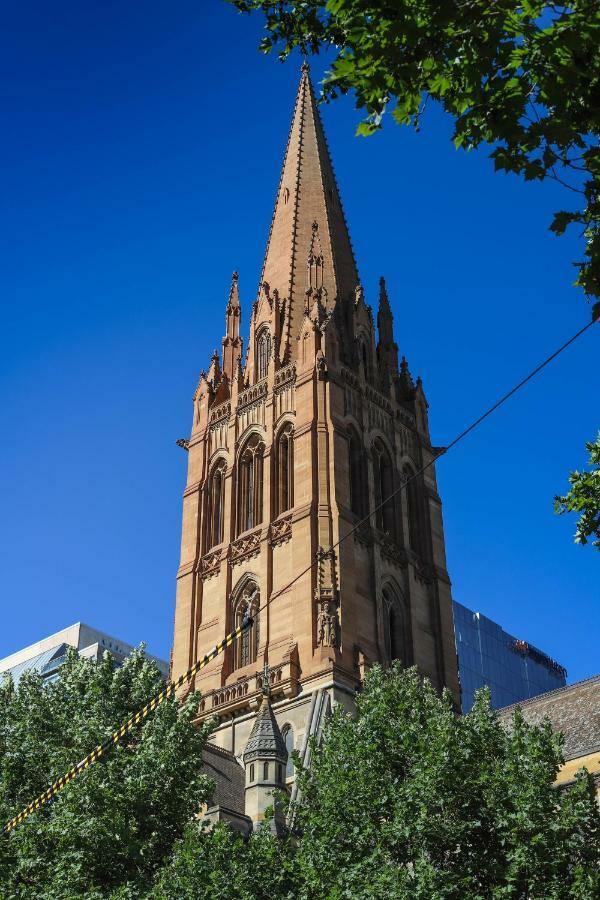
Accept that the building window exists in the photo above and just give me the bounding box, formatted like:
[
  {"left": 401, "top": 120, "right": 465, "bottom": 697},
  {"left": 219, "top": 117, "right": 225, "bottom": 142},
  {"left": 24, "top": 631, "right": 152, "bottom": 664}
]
[
  {"left": 233, "top": 582, "right": 260, "bottom": 670},
  {"left": 206, "top": 459, "right": 226, "bottom": 550},
  {"left": 373, "top": 440, "right": 395, "bottom": 537},
  {"left": 256, "top": 328, "right": 271, "bottom": 381},
  {"left": 357, "top": 336, "right": 371, "bottom": 382},
  {"left": 275, "top": 423, "right": 294, "bottom": 516},
  {"left": 348, "top": 429, "right": 365, "bottom": 516},
  {"left": 237, "top": 435, "right": 264, "bottom": 535},
  {"left": 404, "top": 464, "right": 423, "bottom": 556},
  {"left": 282, "top": 725, "right": 294, "bottom": 778},
  {"left": 249, "top": 764, "right": 255, "bottom": 782},
  {"left": 383, "top": 585, "right": 411, "bottom": 666},
  {"left": 263, "top": 762, "right": 269, "bottom": 781}
]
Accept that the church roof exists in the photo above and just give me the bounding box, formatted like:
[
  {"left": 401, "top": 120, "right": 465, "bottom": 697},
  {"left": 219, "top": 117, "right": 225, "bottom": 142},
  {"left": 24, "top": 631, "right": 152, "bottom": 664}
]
[
  {"left": 242, "top": 695, "right": 288, "bottom": 764},
  {"left": 497, "top": 674, "right": 600, "bottom": 761},
  {"left": 259, "top": 64, "right": 359, "bottom": 345}
]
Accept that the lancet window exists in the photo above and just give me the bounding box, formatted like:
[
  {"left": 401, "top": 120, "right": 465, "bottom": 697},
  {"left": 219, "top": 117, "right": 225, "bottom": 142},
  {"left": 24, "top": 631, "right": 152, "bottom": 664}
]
[
  {"left": 373, "top": 439, "right": 395, "bottom": 537},
  {"left": 357, "top": 335, "right": 371, "bottom": 382},
  {"left": 348, "top": 429, "right": 365, "bottom": 517},
  {"left": 237, "top": 435, "right": 264, "bottom": 535},
  {"left": 233, "top": 582, "right": 260, "bottom": 670},
  {"left": 282, "top": 725, "right": 294, "bottom": 778},
  {"left": 382, "top": 585, "right": 411, "bottom": 666},
  {"left": 404, "top": 464, "right": 423, "bottom": 557},
  {"left": 274, "top": 423, "right": 294, "bottom": 517},
  {"left": 206, "top": 459, "right": 226, "bottom": 550},
  {"left": 256, "top": 328, "right": 271, "bottom": 381}
]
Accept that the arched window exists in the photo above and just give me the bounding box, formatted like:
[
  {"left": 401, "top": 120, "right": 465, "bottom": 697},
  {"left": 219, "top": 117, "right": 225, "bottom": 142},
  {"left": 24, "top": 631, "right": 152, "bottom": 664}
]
[
  {"left": 256, "top": 328, "right": 271, "bottom": 381},
  {"left": 206, "top": 459, "right": 226, "bottom": 550},
  {"left": 275, "top": 423, "right": 294, "bottom": 516},
  {"left": 263, "top": 762, "right": 269, "bottom": 781},
  {"left": 348, "top": 429, "right": 365, "bottom": 516},
  {"left": 237, "top": 435, "right": 264, "bottom": 535},
  {"left": 282, "top": 725, "right": 294, "bottom": 778},
  {"left": 233, "top": 582, "right": 260, "bottom": 670},
  {"left": 404, "top": 464, "right": 423, "bottom": 556},
  {"left": 373, "top": 440, "right": 395, "bottom": 537},
  {"left": 382, "top": 585, "right": 411, "bottom": 666},
  {"left": 249, "top": 763, "right": 255, "bottom": 782}
]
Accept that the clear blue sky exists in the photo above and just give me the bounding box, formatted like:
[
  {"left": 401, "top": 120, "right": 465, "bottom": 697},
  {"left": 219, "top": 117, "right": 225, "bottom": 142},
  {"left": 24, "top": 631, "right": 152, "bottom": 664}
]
[{"left": 1, "top": 2, "right": 597, "bottom": 683}]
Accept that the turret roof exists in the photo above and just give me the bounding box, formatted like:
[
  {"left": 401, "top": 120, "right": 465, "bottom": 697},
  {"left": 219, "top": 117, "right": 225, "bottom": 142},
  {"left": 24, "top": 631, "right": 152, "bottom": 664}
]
[{"left": 243, "top": 696, "right": 288, "bottom": 764}]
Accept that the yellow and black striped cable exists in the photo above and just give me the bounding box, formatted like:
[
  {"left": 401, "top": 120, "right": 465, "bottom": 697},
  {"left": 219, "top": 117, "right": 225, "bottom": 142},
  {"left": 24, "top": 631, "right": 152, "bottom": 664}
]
[{"left": 1, "top": 617, "right": 253, "bottom": 837}]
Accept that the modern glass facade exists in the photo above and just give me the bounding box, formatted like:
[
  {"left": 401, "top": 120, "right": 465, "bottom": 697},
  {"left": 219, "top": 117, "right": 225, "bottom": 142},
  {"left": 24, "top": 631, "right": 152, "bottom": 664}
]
[{"left": 453, "top": 601, "right": 567, "bottom": 712}]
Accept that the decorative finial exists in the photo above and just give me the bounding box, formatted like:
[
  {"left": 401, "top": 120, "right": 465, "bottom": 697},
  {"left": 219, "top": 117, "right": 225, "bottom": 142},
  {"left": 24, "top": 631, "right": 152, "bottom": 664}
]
[
  {"left": 301, "top": 59, "right": 310, "bottom": 74},
  {"left": 399, "top": 355, "right": 414, "bottom": 391},
  {"left": 262, "top": 660, "right": 271, "bottom": 698},
  {"left": 212, "top": 348, "right": 219, "bottom": 360},
  {"left": 379, "top": 275, "right": 390, "bottom": 310},
  {"left": 232, "top": 271, "right": 238, "bottom": 282}
]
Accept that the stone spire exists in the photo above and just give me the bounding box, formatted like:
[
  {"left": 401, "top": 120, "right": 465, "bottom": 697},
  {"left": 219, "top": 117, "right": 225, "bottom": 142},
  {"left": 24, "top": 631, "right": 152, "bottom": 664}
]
[
  {"left": 222, "top": 271, "right": 243, "bottom": 380},
  {"left": 259, "top": 64, "right": 359, "bottom": 354},
  {"left": 377, "top": 276, "right": 398, "bottom": 385}
]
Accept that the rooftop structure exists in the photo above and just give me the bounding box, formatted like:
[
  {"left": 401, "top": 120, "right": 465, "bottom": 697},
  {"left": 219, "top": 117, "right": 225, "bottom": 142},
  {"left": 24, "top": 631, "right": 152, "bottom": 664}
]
[
  {"left": 0, "top": 622, "right": 169, "bottom": 687},
  {"left": 454, "top": 600, "right": 567, "bottom": 712}
]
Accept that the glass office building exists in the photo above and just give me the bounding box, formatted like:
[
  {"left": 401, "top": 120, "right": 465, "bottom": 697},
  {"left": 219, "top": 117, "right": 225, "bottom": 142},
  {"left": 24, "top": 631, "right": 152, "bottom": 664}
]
[
  {"left": 0, "top": 622, "right": 168, "bottom": 687},
  {"left": 453, "top": 601, "right": 567, "bottom": 712}
]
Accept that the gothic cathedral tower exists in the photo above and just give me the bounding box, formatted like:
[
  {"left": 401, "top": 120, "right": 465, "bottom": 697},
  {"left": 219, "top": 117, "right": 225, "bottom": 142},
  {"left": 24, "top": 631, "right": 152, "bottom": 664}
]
[{"left": 171, "top": 66, "right": 460, "bottom": 769}]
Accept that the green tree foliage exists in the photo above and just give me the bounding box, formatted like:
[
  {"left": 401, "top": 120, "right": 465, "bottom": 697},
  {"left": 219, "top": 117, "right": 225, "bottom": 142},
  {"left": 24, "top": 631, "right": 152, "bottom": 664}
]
[
  {"left": 155, "top": 664, "right": 600, "bottom": 897},
  {"left": 1, "top": 659, "right": 598, "bottom": 898},
  {"left": 231, "top": 0, "right": 600, "bottom": 310},
  {"left": 152, "top": 820, "right": 297, "bottom": 900},
  {"left": 555, "top": 432, "right": 600, "bottom": 549},
  {"left": 290, "top": 664, "right": 600, "bottom": 898},
  {"left": 0, "top": 648, "right": 212, "bottom": 899}
]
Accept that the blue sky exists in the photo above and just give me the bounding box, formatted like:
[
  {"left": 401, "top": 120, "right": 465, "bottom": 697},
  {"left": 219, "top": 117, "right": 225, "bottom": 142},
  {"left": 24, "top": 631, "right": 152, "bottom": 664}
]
[{"left": 1, "top": 2, "right": 597, "bottom": 684}]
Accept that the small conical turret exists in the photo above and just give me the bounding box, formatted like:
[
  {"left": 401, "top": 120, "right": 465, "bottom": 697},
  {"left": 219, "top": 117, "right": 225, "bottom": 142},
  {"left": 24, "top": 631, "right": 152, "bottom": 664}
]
[{"left": 243, "top": 664, "right": 288, "bottom": 834}]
